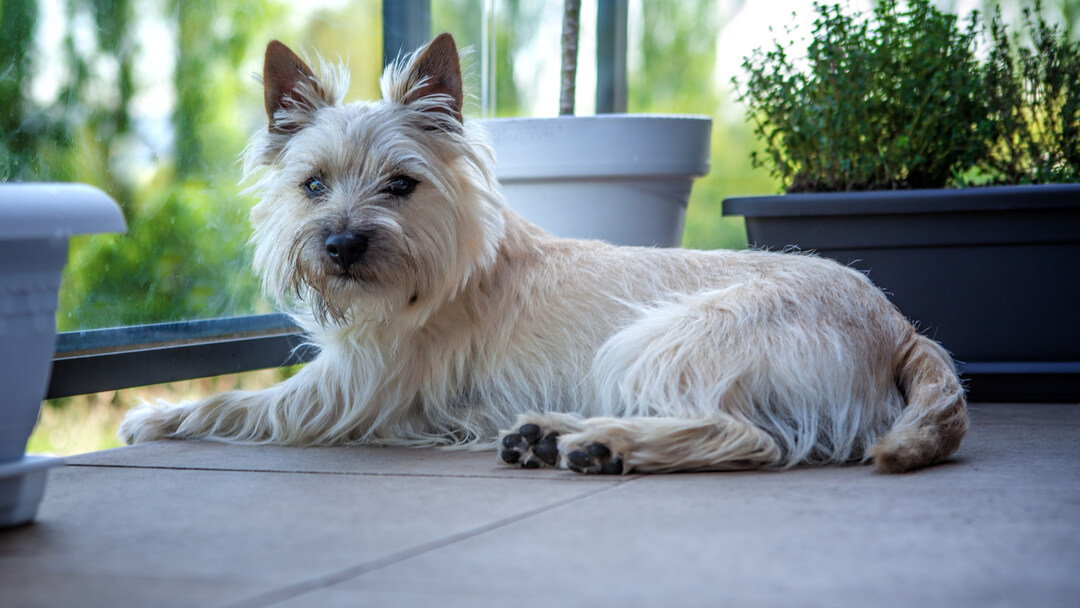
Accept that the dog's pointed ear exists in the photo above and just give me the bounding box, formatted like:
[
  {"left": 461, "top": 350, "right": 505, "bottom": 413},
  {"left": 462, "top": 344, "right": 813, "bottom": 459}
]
[
  {"left": 401, "top": 33, "right": 463, "bottom": 122},
  {"left": 263, "top": 40, "right": 333, "bottom": 133}
]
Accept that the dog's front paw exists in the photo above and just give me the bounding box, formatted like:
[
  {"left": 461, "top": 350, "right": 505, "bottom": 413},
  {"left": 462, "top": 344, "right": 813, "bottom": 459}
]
[
  {"left": 559, "top": 436, "right": 626, "bottom": 475},
  {"left": 117, "top": 402, "right": 184, "bottom": 445},
  {"left": 499, "top": 423, "right": 560, "bottom": 468}
]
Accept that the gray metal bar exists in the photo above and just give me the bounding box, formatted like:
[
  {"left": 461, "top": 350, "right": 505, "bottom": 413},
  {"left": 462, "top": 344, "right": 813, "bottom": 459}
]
[
  {"left": 596, "top": 0, "right": 628, "bottom": 114},
  {"left": 55, "top": 313, "right": 300, "bottom": 357},
  {"left": 47, "top": 331, "right": 316, "bottom": 399},
  {"left": 48, "top": 313, "right": 315, "bottom": 398},
  {"left": 383, "top": 0, "right": 432, "bottom": 66},
  {"left": 957, "top": 362, "right": 1080, "bottom": 403}
]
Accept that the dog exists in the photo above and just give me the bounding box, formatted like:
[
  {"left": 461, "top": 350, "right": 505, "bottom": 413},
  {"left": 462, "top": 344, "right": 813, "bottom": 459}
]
[{"left": 118, "top": 33, "right": 967, "bottom": 474}]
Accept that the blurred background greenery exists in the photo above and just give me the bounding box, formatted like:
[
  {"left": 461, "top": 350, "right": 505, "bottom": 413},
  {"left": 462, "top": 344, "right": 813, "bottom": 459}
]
[{"left": 2, "top": 0, "right": 1075, "bottom": 454}]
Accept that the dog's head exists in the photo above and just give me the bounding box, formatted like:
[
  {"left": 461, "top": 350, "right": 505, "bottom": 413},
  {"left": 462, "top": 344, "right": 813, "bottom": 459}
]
[{"left": 244, "top": 34, "right": 505, "bottom": 327}]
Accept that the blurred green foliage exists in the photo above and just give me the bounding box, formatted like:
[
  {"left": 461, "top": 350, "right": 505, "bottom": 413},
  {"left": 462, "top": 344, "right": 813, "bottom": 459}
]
[
  {"left": 1, "top": 0, "right": 290, "bottom": 329},
  {"left": 627, "top": 0, "right": 773, "bottom": 249},
  {"left": 982, "top": 0, "right": 1080, "bottom": 184}
]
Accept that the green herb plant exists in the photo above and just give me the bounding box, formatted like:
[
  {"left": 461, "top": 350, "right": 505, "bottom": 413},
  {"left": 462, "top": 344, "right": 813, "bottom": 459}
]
[{"left": 736, "top": 0, "right": 1080, "bottom": 193}]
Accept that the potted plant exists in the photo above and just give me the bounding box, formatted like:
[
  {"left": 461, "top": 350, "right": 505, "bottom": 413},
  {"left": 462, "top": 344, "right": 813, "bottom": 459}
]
[
  {"left": 0, "top": 183, "right": 126, "bottom": 527},
  {"left": 479, "top": 0, "right": 712, "bottom": 247},
  {"left": 723, "top": 0, "right": 1080, "bottom": 401}
]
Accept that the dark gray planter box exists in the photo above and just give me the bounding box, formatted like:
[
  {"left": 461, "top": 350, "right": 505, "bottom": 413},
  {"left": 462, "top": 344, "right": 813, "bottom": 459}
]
[{"left": 723, "top": 184, "right": 1080, "bottom": 402}]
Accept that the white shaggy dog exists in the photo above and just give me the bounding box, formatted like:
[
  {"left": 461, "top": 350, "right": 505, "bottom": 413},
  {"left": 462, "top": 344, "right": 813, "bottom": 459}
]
[{"left": 119, "top": 34, "right": 967, "bottom": 474}]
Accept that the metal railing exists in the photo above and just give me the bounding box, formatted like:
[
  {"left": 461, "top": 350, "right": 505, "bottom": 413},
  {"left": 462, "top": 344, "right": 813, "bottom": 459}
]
[{"left": 48, "top": 314, "right": 315, "bottom": 399}]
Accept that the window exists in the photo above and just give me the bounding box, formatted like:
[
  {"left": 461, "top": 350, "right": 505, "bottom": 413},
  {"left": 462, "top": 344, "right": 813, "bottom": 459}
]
[{"left": 11, "top": 0, "right": 815, "bottom": 453}]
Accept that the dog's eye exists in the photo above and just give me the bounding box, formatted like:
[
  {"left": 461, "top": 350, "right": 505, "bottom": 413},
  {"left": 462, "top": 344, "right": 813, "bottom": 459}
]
[
  {"left": 303, "top": 176, "right": 328, "bottom": 197},
  {"left": 385, "top": 175, "right": 418, "bottom": 197}
]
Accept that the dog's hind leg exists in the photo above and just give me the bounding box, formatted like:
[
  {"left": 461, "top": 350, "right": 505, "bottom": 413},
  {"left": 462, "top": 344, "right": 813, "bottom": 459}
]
[{"left": 555, "top": 414, "right": 782, "bottom": 474}]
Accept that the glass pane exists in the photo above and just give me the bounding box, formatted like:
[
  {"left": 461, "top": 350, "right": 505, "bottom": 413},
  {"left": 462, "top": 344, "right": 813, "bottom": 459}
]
[
  {"left": 1, "top": 0, "right": 386, "bottom": 331},
  {"left": 433, "top": 0, "right": 548, "bottom": 118},
  {"left": 433, "top": 0, "right": 599, "bottom": 118}
]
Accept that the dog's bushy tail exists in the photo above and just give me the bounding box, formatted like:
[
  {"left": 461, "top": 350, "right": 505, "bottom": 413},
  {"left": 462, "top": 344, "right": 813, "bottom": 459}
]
[{"left": 871, "top": 334, "right": 968, "bottom": 473}]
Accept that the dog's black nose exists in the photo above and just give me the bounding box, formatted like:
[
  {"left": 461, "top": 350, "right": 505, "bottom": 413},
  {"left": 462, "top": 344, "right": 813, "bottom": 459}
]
[{"left": 325, "top": 231, "right": 367, "bottom": 268}]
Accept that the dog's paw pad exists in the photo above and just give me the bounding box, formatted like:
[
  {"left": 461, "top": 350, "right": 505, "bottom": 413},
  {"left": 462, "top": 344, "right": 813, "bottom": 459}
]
[
  {"left": 519, "top": 423, "right": 542, "bottom": 444},
  {"left": 499, "top": 424, "right": 560, "bottom": 469},
  {"left": 533, "top": 432, "right": 559, "bottom": 465},
  {"left": 565, "top": 442, "right": 624, "bottom": 475}
]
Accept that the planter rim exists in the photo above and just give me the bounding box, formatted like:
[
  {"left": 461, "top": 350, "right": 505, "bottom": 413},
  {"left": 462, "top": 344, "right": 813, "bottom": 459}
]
[
  {"left": 478, "top": 113, "right": 712, "bottom": 124},
  {"left": 0, "top": 454, "right": 65, "bottom": 479},
  {"left": 0, "top": 183, "right": 127, "bottom": 239},
  {"left": 723, "top": 183, "right": 1080, "bottom": 218},
  {"left": 478, "top": 114, "right": 712, "bottom": 180}
]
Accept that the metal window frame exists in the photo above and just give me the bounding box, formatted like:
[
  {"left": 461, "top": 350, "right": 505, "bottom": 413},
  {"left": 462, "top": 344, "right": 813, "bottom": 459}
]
[
  {"left": 596, "top": 0, "right": 628, "bottom": 114},
  {"left": 48, "top": 314, "right": 316, "bottom": 399},
  {"left": 383, "top": 0, "right": 431, "bottom": 66}
]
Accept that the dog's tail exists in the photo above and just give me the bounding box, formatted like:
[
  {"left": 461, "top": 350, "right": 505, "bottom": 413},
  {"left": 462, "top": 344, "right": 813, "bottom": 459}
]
[{"left": 871, "top": 333, "right": 968, "bottom": 473}]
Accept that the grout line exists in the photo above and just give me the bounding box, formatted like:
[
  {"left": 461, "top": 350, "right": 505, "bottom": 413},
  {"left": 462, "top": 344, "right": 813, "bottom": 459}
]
[
  {"left": 222, "top": 476, "right": 641, "bottom": 608},
  {"left": 62, "top": 461, "right": 637, "bottom": 482}
]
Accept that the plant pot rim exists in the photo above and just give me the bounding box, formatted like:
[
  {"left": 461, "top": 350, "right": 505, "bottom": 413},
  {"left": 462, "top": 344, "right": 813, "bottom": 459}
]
[
  {"left": 723, "top": 183, "right": 1080, "bottom": 218},
  {"left": 477, "top": 113, "right": 712, "bottom": 124},
  {"left": 0, "top": 183, "right": 127, "bottom": 239},
  {"left": 478, "top": 114, "right": 712, "bottom": 181}
]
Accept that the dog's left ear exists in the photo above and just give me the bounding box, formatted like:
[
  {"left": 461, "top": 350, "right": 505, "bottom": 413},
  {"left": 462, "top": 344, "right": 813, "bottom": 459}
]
[
  {"left": 401, "top": 33, "right": 464, "bottom": 123},
  {"left": 263, "top": 40, "right": 335, "bottom": 133}
]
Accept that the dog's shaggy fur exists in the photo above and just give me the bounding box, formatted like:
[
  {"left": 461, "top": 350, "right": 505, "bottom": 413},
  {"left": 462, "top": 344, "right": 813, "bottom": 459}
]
[{"left": 119, "top": 34, "right": 967, "bottom": 474}]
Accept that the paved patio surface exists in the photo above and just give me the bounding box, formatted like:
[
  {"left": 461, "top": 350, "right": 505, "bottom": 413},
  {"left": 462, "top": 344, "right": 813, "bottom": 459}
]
[{"left": 2, "top": 402, "right": 1078, "bottom": 607}]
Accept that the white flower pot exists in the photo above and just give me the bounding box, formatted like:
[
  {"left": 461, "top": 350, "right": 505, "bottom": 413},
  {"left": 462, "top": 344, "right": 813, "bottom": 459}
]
[
  {"left": 479, "top": 115, "right": 712, "bottom": 247},
  {"left": 0, "top": 183, "right": 126, "bottom": 527}
]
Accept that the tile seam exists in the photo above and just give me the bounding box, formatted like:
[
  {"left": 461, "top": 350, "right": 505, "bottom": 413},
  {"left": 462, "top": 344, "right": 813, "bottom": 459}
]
[{"left": 221, "top": 476, "right": 642, "bottom": 608}]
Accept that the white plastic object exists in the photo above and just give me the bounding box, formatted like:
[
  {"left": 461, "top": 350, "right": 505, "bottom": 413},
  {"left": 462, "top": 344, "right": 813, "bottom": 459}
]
[
  {"left": 0, "top": 455, "right": 64, "bottom": 527},
  {"left": 478, "top": 115, "right": 712, "bottom": 247},
  {"left": 0, "top": 183, "right": 126, "bottom": 527}
]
